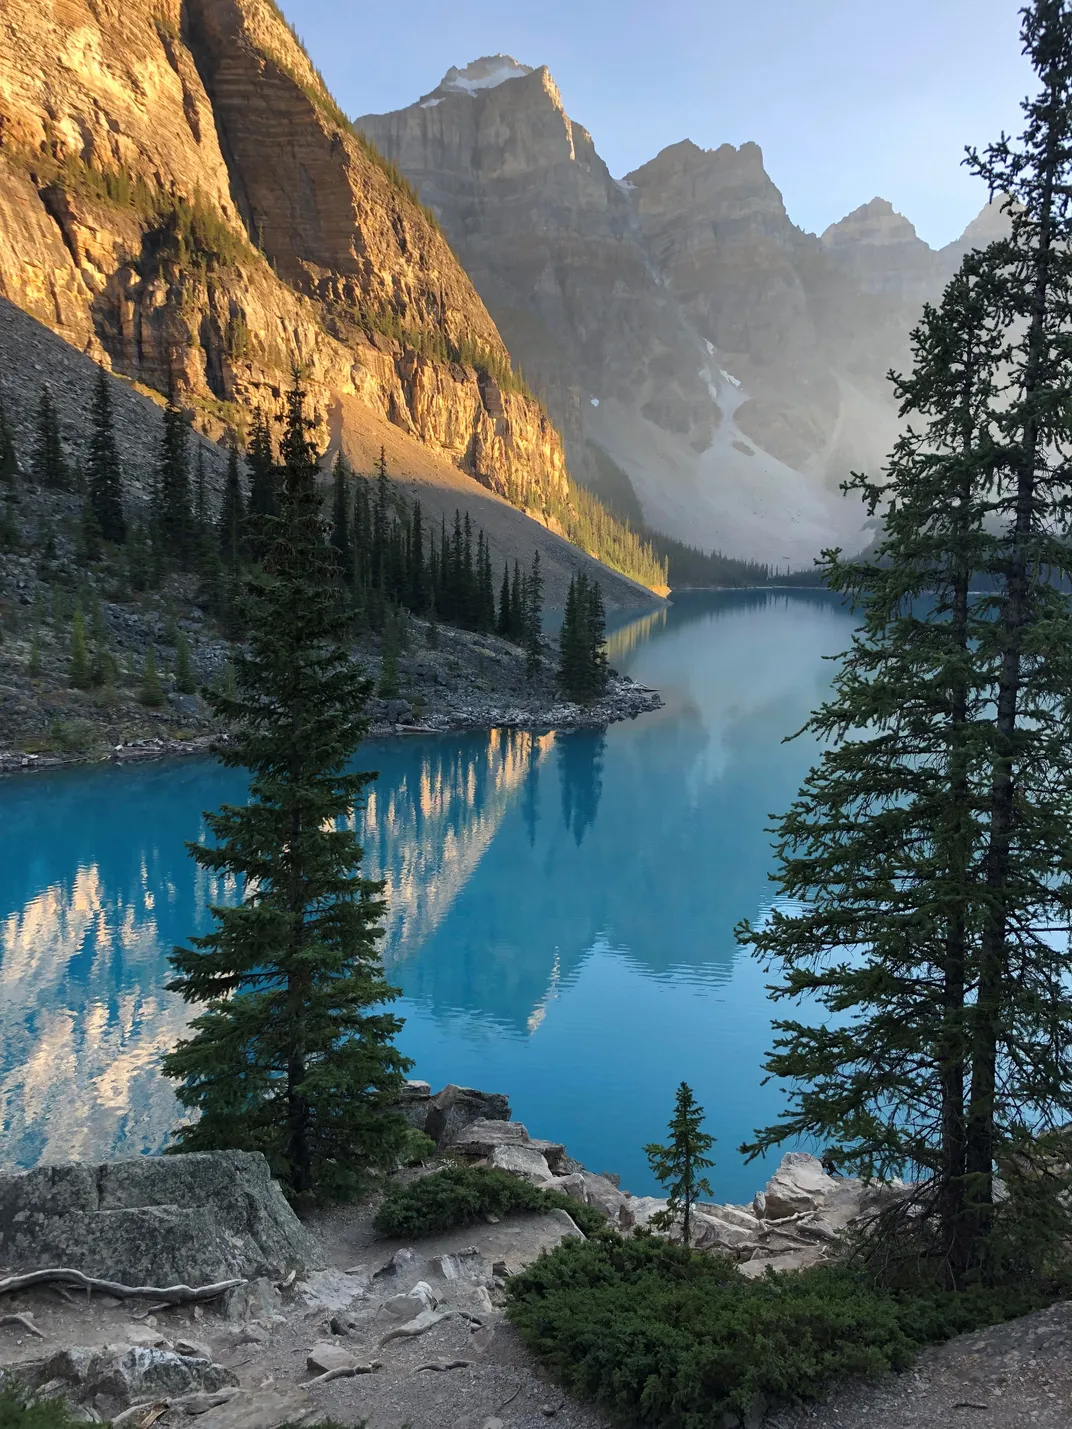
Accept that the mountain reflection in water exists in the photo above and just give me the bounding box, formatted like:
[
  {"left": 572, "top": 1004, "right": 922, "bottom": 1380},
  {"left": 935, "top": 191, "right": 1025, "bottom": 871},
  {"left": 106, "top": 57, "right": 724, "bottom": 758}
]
[{"left": 0, "top": 590, "right": 854, "bottom": 1198}]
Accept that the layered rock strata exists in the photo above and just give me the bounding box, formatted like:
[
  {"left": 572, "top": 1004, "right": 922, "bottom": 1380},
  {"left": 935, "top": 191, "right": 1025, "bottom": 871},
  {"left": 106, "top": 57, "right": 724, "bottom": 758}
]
[{"left": 0, "top": 2, "right": 574, "bottom": 537}]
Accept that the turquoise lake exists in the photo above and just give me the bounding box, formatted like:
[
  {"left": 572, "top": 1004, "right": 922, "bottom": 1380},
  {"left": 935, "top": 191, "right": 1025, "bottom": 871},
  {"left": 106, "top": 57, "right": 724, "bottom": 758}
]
[{"left": 0, "top": 590, "right": 856, "bottom": 1201}]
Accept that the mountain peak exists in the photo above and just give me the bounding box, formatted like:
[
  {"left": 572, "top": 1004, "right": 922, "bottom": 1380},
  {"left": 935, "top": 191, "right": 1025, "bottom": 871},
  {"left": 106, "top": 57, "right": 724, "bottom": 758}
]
[
  {"left": 822, "top": 197, "right": 924, "bottom": 250},
  {"left": 438, "top": 55, "right": 534, "bottom": 95}
]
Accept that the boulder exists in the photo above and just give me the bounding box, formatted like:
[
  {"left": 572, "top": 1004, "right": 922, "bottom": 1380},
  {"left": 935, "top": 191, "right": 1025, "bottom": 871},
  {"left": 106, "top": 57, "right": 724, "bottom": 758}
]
[
  {"left": 382, "top": 1281, "right": 438, "bottom": 1318},
  {"left": 423, "top": 1087, "right": 510, "bottom": 1147},
  {"left": 488, "top": 1144, "right": 553, "bottom": 1183},
  {"left": 758, "top": 1152, "right": 838, "bottom": 1220},
  {"left": 195, "top": 1387, "right": 314, "bottom": 1429},
  {"left": 689, "top": 1211, "right": 760, "bottom": 1252},
  {"left": 737, "top": 1247, "right": 826, "bottom": 1279},
  {"left": 450, "top": 1119, "right": 566, "bottom": 1172},
  {"left": 618, "top": 1195, "right": 670, "bottom": 1232},
  {"left": 33, "top": 1346, "right": 238, "bottom": 1411},
  {"left": 305, "top": 1343, "right": 357, "bottom": 1374},
  {"left": 395, "top": 1081, "right": 433, "bottom": 1130},
  {"left": 0, "top": 1151, "right": 324, "bottom": 1286},
  {"left": 545, "top": 1171, "right": 623, "bottom": 1223}
]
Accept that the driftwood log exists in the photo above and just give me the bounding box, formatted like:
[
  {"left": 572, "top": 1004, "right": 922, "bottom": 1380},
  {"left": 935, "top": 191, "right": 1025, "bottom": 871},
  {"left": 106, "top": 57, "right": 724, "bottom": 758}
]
[
  {"left": 0, "top": 1270, "right": 245, "bottom": 1303},
  {"left": 304, "top": 1361, "right": 381, "bottom": 1386}
]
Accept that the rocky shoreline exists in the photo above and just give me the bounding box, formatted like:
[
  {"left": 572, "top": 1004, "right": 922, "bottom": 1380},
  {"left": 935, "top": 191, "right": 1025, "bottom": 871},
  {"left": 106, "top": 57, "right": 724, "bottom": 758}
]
[
  {"left": 0, "top": 1083, "right": 1067, "bottom": 1429},
  {"left": 0, "top": 609, "right": 662, "bottom": 778}
]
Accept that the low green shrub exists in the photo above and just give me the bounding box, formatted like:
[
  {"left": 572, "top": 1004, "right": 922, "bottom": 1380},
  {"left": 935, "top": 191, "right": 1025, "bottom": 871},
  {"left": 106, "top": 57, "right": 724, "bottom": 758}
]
[
  {"left": 0, "top": 1382, "right": 90, "bottom": 1429},
  {"left": 373, "top": 1164, "right": 607, "bottom": 1238},
  {"left": 504, "top": 1233, "right": 1059, "bottom": 1428}
]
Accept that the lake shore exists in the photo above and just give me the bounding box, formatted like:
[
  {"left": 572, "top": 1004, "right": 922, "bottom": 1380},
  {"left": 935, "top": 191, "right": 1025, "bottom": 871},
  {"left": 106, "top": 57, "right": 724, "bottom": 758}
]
[{"left": 0, "top": 651, "right": 661, "bottom": 776}]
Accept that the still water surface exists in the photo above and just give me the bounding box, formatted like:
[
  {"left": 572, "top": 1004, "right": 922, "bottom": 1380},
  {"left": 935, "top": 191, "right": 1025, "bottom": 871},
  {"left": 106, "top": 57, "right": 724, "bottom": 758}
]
[{"left": 0, "top": 591, "right": 855, "bottom": 1200}]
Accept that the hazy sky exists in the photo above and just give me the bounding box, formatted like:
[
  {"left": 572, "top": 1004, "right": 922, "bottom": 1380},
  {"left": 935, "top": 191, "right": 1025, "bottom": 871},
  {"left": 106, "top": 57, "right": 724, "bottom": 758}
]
[{"left": 278, "top": 0, "right": 1034, "bottom": 249}]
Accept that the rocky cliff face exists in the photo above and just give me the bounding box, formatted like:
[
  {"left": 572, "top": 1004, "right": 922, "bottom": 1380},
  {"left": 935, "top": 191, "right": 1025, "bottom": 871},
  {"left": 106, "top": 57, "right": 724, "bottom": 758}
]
[
  {"left": 358, "top": 60, "right": 1007, "bottom": 564},
  {"left": 0, "top": 2, "right": 572, "bottom": 526}
]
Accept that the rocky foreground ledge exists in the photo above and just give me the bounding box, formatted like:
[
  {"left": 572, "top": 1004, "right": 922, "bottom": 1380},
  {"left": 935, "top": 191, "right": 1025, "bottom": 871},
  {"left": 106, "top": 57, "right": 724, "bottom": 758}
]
[{"left": 1, "top": 1084, "right": 1066, "bottom": 1429}]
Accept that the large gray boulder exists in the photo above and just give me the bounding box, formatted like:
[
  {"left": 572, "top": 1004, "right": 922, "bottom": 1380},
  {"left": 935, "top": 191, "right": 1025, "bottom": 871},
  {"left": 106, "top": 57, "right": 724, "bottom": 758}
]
[
  {"left": 406, "top": 1085, "right": 511, "bottom": 1147},
  {"left": 0, "top": 1151, "right": 324, "bottom": 1286}
]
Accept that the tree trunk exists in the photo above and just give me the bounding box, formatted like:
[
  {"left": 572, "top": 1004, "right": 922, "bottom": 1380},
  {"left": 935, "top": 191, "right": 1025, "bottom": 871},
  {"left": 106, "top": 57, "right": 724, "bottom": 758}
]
[{"left": 966, "top": 83, "right": 1057, "bottom": 1274}]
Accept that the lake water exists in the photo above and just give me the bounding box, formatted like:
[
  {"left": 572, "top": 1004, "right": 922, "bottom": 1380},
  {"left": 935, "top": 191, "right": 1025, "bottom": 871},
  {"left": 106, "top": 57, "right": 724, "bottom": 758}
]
[{"left": 0, "top": 590, "right": 856, "bottom": 1202}]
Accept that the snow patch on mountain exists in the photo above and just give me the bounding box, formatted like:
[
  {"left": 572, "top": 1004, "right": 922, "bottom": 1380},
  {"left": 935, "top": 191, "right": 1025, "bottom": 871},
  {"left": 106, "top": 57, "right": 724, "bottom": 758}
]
[{"left": 439, "top": 55, "right": 533, "bottom": 94}]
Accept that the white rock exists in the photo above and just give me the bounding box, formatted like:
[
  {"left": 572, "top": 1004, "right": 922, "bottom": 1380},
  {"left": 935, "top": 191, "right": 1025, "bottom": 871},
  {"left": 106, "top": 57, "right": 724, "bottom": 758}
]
[
  {"left": 488, "top": 1143, "right": 553, "bottom": 1183},
  {"left": 305, "top": 1342, "right": 357, "bottom": 1374},
  {"left": 759, "top": 1152, "right": 838, "bottom": 1219},
  {"left": 737, "top": 1247, "right": 826, "bottom": 1278},
  {"left": 382, "top": 1281, "right": 438, "bottom": 1318}
]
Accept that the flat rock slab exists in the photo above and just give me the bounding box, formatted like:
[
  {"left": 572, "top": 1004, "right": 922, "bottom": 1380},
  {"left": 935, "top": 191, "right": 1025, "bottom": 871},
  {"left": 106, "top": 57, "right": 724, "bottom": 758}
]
[
  {"left": 306, "top": 1341, "right": 359, "bottom": 1374},
  {"left": 0, "top": 1151, "right": 324, "bottom": 1286},
  {"left": 195, "top": 1387, "right": 314, "bottom": 1429}
]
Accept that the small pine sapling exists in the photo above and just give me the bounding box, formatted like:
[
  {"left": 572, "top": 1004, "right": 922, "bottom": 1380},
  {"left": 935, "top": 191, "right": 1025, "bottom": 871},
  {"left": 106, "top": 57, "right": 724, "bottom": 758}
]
[{"left": 645, "top": 1081, "right": 716, "bottom": 1246}]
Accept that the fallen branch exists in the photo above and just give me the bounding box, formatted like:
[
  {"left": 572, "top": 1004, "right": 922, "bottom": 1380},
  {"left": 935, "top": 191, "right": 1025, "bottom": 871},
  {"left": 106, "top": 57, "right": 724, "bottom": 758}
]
[
  {"left": 111, "top": 1402, "right": 169, "bottom": 1429},
  {"left": 413, "top": 1358, "right": 473, "bottom": 1373},
  {"left": 305, "top": 1361, "right": 381, "bottom": 1386},
  {"left": 0, "top": 1313, "right": 45, "bottom": 1338},
  {"left": 0, "top": 1271, "right": 245, "bottom": 1304}
]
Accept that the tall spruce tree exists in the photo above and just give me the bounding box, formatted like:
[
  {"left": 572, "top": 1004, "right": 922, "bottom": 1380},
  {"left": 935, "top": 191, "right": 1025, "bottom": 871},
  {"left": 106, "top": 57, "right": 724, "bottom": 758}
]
[
  {"left": 218, "top": 443, "right": 246, "bottom": 570},
  {"left": 34, "top": 386, "right": 68, "bottom": 490},
  {"left": 87, "top": 365, "right": 126, "bottom": 544},
  {"left": 739, "top": 0, "right": 1072, "bottom": 1285},
  {"left": 330, "top": 453, "right": 352, "bottom": 586},
  {"left": 246, "top": 409, "right": 277, "bottom": 557},
  {"left": 0, "top": 391, "right": 17, "bottom": 496},
  {"left": 164, "top": 374, "right": 410, "bottom": 1202},
  {"left": 154, "top": 382, "right": 192, "bottom": 564},
  {"left": 524, "top": 550, "right": 543, "bottom": 677}
]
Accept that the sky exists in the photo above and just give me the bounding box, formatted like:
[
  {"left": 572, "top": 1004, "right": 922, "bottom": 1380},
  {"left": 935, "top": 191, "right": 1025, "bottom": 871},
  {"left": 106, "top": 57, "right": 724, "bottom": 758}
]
[{"left": 278, "top": 0, "right": 1034, "bottom": 250}]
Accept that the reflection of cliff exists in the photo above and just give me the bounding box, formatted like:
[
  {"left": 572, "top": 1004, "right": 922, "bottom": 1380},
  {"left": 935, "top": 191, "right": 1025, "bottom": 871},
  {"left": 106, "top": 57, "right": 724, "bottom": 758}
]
[
  {"left": 0, "top": 760, "right": 244, "bottom": 1168},
  {"left": 361, "top": 728, "right": 555, "bottom": 963},
  {"left": 395, "top": 592, "right": 855, "bottom": 1035}
]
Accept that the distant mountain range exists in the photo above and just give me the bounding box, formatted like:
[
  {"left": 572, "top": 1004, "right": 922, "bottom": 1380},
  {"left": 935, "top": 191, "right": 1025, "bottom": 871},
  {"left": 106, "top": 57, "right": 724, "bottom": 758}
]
[{"left": 358, "top": 56, "right": 1008, "bottom": 565}]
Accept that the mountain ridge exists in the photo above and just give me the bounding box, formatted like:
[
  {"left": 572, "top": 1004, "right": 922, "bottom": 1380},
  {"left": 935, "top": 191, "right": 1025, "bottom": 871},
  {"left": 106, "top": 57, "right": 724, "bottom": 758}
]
[
  {"left": 357, "top": 55, "right": 1006, "bottom": 564},
  {"left": 0, "top": 2, "right": 665, "bottom": 598}
]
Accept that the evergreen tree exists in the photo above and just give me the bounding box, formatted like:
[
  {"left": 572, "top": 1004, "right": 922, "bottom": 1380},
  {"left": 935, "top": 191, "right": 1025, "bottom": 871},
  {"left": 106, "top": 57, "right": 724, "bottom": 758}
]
[
  {"left": 409, "top": 500, "right": 427, "bottom": 612},
  {"left": 139, "top": 646, "right": 165, "bottom": 706},
  {"left": 644, "top": 1082, "right": 715, "bottom": 1247},
  {"left": 585, "top": 575, "right": 609, "bottom": 699},
  {"left": 739, "top": 0, "right": 1072, "bottom": 1284},
  {"left": 557, "top": 573, "right": 608, "bottom": 704},
  {"left": 87, "top": 365, "right": 126, "bottom": 544},
  {"left": 379, "top": 609, "right": 401, "bottom": 698},
  {"left": 68, "top": 605, "right": 90, "bottom": 689},
  {"left": 246, "top": 409, "right": 277, "bottom": 556},
  {"left": 510, "top": 560, "right": 524, "bottom": 641},
  {"left": 218, "top": 442, "right": 246, "bottom": 574},
  {"left": 28, "top": 631, "right": 41, "bottom": 678},
  {"left": 79, "top": 495, "right": 104, "bottom": 565},
  {"left": 154, "top": 381, "right": 192, "bottom": 564},
  {"left": 34, "top": 386, "right": 68, "bottom": 489},
  {"left": 0, "top": 490, "right": 17, "bottom": 551},
  {"left": 163, "top": 374, "right": 410, "bottom": 1202},
  {"left": 372, "top": 448, "right": 390, "bottom": 591},
  {"left": 497, "top": 564, "right": 511, "bottom": 638},
  {"left": 88, "top": 600, "right": 114, "bottom": 688},
  {"left": 0, "top": 391, "right": 18, "bottom": 495},
  {"left": 330, "top": 453, "right": 352, "bottom": 585},
  {"left": 524, "top": 550, "right": 543, "bottom": 678},
  {"left": 175, "top": 631, "right": 196, "bottom": 695}
]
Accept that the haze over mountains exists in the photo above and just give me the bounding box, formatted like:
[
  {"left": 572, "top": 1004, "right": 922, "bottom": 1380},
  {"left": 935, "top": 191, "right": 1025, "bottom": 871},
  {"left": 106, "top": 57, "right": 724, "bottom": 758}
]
[{"left": 358, "top": 56, "right": 1007, "bottom": 565}]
